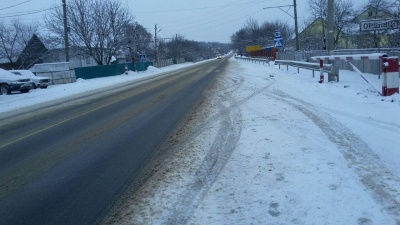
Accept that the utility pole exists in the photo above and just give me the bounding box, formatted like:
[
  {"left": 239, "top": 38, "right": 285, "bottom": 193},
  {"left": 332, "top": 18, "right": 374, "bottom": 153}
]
[
  {"left": 293, "top": 0, "right": 299, "bottom": 51},
  {"left": 327, "top": 0, "right": 334, "bottom": 54},
  {"left": 327, "top": 0, "right": 338, "bottom": 82},
  {"left": 263, "top": 0, "right": 300, "bottom": 50},
  {"left": 154, "top": 24, "right": 158, "bottom": 62},
  {"left": 62, "top": 0, "right": 69, "bottom": 62}
]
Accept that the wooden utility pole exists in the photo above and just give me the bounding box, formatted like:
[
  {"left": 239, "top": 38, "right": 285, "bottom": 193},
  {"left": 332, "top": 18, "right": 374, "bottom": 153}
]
[
  {"left": 154, "top": 24, "right": 158, "bottom": 62},
  {"left": 62, "top": 0, "right": 69, "bottom": 62},
  {"left": 327, "top": 0, "right": 337, "bottom": 82},
  {"left": 293, "top": 0, "right": 300, "bottom": 51},
  {"left": 327, "top": 0, "right": 334, "bottom": 54},
  {"left": 263, "top": 1, "right": 300, "bottom": 50}
]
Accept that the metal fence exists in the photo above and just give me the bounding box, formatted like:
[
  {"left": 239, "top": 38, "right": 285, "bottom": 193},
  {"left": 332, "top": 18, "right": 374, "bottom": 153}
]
[
  {"left": 277, "top": 48, "right": 400, "bottom": 75},
  {"left": 153, "top": 58, "right": 185, "bottom": 68},
  {"left": 74, "top": 63, "right": 134, "bottom": 80}
]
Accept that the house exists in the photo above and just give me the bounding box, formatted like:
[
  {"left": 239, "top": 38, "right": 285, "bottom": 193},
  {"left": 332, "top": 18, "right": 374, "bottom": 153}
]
[
  {"left": 0, "top": 34, "right": 47, "bottom": 70},
  {"left": 298, "top": 18, "right": 328, "bottom": 50},
  {"left": 17, "top": 34, "right": 48, "bottom": 69},
  {"left": 351, "top": 6, "right": 396, "bottom": 48},
  {"left": 43, "top": 47, "right": 98, "bottom": 69},
  {"left": 296, "top": 6, "right": 398, "bottom": 50}
]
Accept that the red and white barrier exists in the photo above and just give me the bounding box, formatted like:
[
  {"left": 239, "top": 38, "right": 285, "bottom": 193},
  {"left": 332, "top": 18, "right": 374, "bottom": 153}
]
[
  {"left": 311, "top": 53, "right": 388, "bottom": 85},
  {"left": 311, "top": 53, "right": 385, "bottom": 61},
  {"left": 319, "top": 59, "right": 324, "bottom": 83},
  {"left": 382, "top": 57, "right": 399, "bottom": 96}
]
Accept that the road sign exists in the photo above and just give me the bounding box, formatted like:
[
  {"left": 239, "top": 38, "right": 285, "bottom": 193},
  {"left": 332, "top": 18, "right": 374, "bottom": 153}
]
[
  {"left": 360, "top": 19, "right": 400, "bottom": 31},
  {"left": 274, "top": 38, "right": 284, "bottom": 49},
  {"left": 140, "top": 54, "right": 146, "bottom": 62},
  {"left": 274, "top": 30, "right": 281, "bottom": 38}
]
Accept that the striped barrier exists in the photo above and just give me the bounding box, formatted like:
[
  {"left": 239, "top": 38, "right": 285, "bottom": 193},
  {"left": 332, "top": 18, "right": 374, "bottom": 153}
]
[
  {"left": 311, "top": 53, "right": 386, "bottom": 84},
  {"left": 382, "top": 57, "right": 399, "bottom": 96}
]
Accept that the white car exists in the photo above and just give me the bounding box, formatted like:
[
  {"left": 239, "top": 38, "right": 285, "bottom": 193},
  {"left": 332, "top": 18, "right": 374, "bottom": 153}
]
[
  {"left": 0, "top": 69, "right": 32, "bottom": 95},
  {"left": 9, "top": 70, "right": 51, "bottom": 89}
]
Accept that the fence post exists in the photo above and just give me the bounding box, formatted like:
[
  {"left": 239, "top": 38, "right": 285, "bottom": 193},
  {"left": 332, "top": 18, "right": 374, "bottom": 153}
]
[
  {"left": 319, "top": 59, "right": 324, "bottom": 83},
  {"left": 382, "top": 56, "right": 399, "bottom": 96}
]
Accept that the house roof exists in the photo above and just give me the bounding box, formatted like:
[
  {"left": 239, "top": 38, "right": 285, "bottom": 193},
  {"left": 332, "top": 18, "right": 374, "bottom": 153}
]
[{"left": 354, "top": 6, "right": 394, "bottom": 22}]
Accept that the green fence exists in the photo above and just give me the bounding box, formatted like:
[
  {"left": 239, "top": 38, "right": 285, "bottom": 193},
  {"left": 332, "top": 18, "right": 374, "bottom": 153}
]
[{"left": 74, "top": 62, "right": 153, "bottom": 80}]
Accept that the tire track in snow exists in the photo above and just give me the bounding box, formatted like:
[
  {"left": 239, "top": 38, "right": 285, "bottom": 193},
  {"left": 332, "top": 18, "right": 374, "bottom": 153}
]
[
  {"left": 164, "top": 64, "right": 244, "bottom": 224},
  {"left": 268, "top": 89, "right": 400, "bottom": 222},
  {"left": 164, "top": 62, "right": 278, "bottom": 224}
]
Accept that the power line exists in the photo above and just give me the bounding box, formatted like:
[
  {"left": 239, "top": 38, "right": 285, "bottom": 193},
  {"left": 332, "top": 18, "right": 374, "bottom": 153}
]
[
  {"left": 134, "top": 0, "right": 274, "bottom": 14},
  {"left": 159, "top": 0, "right": 266, "bottom": 39},
  {"left": 160, "top": 0, "right": 248, "bottom": 29},
  {"left": 0, "top": 0, "right": 33, "bottom": 11},
  {"left": 0, "top": 6, "right": 60, "bottom": 19}
]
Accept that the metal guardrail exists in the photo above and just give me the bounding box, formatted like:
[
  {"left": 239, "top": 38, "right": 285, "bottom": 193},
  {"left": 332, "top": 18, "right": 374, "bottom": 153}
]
[
  {"left": 275, "top": 60, "right": 333, "bottom": 78},
  {"left": 235, "top": 56, "right": 333, "bottom": 78},
  {"left": 234, "top": 56, "right": 271, "bottom": 65}
]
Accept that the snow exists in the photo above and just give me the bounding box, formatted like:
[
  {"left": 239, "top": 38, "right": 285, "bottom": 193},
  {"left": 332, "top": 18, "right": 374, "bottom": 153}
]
[
  {"left": 0, "top": 63, "right": 193, "bottom": 113},
  {"left": 1, "top": 58, "right": 400, "bottom": 224}
]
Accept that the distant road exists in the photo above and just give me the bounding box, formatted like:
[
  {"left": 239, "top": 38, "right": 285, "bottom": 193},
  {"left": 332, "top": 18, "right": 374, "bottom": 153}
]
[{"left": 0, "top": 58, "right": 229, "bottom": 225}]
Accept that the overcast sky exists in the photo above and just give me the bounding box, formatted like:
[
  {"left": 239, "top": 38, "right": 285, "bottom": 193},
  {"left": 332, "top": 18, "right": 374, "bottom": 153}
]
[{"left": 0, "top": 0, "right": 368, "bottom": 43}]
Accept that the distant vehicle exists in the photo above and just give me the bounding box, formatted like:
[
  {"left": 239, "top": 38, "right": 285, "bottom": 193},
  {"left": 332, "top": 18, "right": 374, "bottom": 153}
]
[
  {"left": 0, "top": 69, "right": 31, "bottom": 95},
  {"left": 217, "top": 55, "right": 222, "bottom": 59},
  {"left": 9, "top": 70, "right": 51, "bottom": 89}
]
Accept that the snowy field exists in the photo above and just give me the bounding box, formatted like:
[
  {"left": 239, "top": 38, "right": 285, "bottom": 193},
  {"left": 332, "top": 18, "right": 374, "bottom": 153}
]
[{"left": 1, "top": 58, "right": 400, "bottom": 225}]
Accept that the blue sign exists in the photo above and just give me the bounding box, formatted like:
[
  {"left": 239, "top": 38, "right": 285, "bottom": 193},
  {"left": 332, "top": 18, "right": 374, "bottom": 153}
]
[
  {"left": 274, "top": 30, "right": 281, "bottom": 38},
  {"left": 140, "top": 54, "right": 146, "bottom": 62},
  {"left": 274, "top": 38, "right": 284, "bottom": 48}
]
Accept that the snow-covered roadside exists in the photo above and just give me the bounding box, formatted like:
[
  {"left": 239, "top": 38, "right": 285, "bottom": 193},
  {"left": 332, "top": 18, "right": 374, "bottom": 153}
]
[
  {"left": 1, "top": 57, "right": 399, "bottom": 224},
  {"left": 0, "top": 63, "right": 197, "bottom": 115},
  {"left": 105, "top": 57, "right": 400, "bottom": 225}
]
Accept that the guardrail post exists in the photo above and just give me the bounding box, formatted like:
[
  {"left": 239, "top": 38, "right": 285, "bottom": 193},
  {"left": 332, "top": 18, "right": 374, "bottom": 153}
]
[
  {"left": 382, "top": 56, "right": 399, "bottom": 96},
  {"left": 319, "top": 59, "right": 324, "bottom": 83}
]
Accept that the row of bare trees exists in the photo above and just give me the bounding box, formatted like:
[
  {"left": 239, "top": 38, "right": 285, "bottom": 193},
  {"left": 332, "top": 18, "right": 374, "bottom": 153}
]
[
  {"left": 231, "top": 19, "right": 294, "bottom": 54},
  {"left": 231, "top": 0, "right": 400, "bottom": 52},
  {"left": 1, "top": 0, "right": 229, "bottom": 69}
]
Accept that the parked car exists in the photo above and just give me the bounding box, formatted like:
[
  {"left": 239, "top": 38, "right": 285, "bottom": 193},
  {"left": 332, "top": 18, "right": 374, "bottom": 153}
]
[
  {"left": 9, "top": 70, "right": 51, "bottom": 89},
  {"left": 0, "top": 69, "right": 32, "bottom": 95}
]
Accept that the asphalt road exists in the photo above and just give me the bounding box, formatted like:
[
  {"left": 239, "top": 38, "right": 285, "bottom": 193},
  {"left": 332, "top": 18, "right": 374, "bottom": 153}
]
[{"left": 0, "top": 58, "right": 229, "bottom": 225}]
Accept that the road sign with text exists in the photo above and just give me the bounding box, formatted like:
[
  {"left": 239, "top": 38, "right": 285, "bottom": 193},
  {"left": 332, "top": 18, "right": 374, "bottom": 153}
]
[{"left": 360, "top": 19, "right": 400, "bottom": 31}]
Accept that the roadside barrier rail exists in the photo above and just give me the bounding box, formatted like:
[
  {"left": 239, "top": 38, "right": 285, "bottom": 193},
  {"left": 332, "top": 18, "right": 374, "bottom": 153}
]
[{"left": 235, "top": 56, "right": 333, "bottom": 78}]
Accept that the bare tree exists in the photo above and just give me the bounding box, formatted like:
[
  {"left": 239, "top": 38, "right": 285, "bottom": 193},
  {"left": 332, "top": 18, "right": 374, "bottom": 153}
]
[
  {"left": 45, "top": 0, "right": 133, "bottom": 65},
  {"left": 123, "top": 22, "right": 153, "bottom": 61},
  {"left": 307, "top": 0, "right": 355, "bottom": 49},
  {"left": 0, "top": 19, "right": 39, "bottom": 68},
  {"left": 230, "top": 18, "right": 293, "bottom": 53},
  {"left": 358, "top": 0, "right": 398, "bottom": 48}
]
